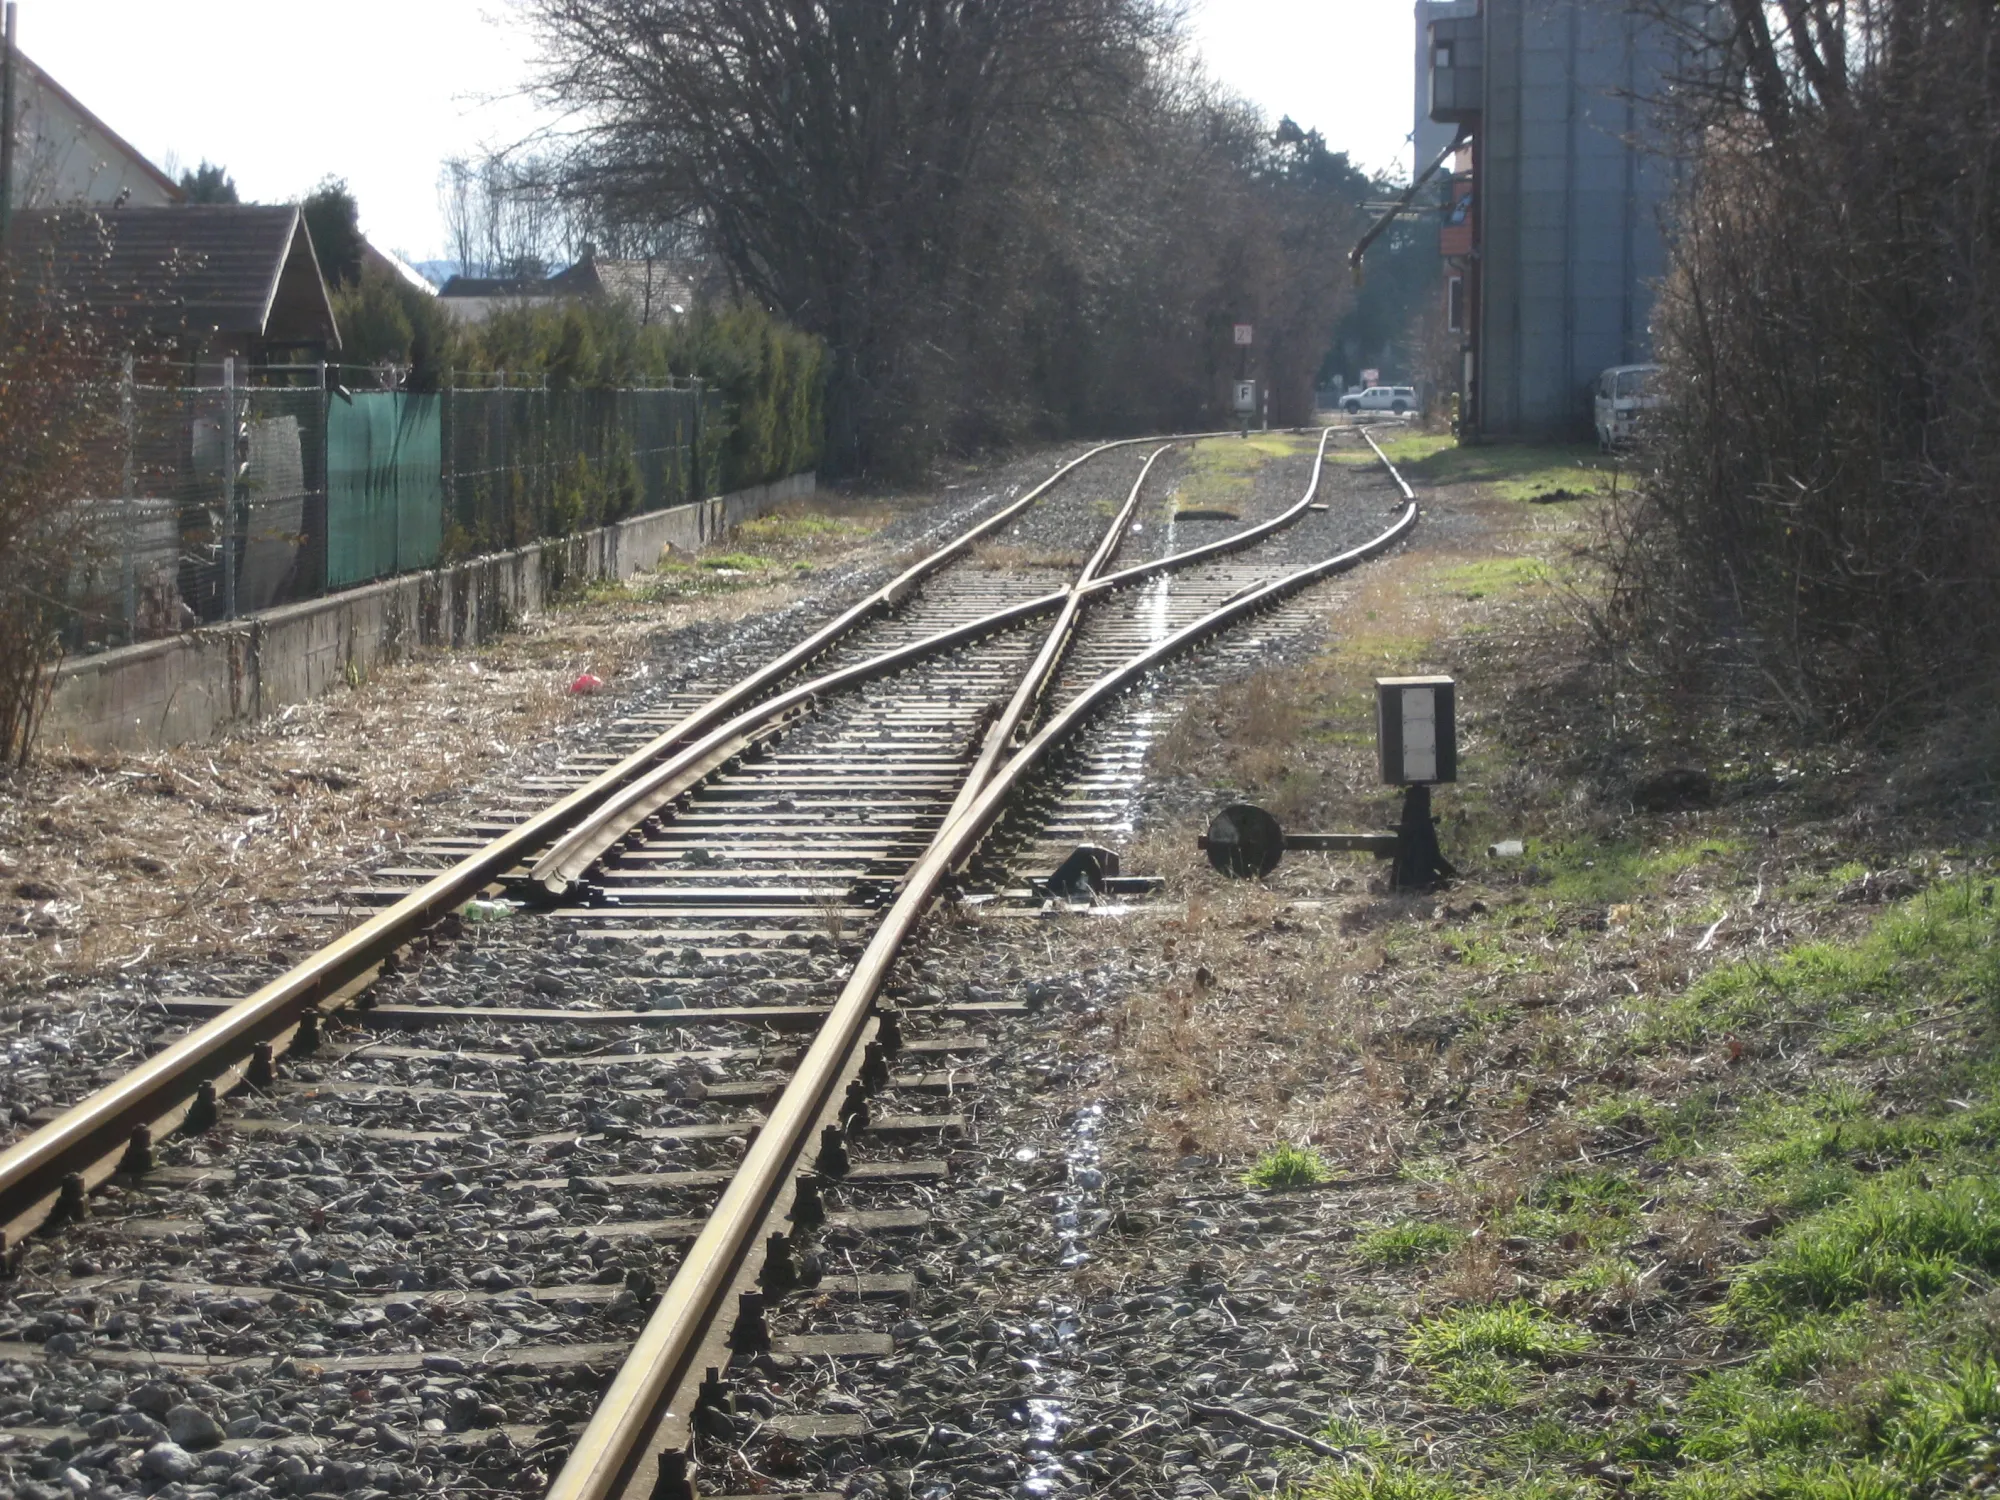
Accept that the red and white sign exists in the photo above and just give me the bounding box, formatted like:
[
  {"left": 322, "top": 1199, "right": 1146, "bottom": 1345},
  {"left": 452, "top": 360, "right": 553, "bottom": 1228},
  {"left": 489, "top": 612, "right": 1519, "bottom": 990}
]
[
  {"left": 1361, "top": 368, "right": 1380, "bottom": 386},
  {"left": 1233, "top": 323, "right": 1254, "bottom": 346}
]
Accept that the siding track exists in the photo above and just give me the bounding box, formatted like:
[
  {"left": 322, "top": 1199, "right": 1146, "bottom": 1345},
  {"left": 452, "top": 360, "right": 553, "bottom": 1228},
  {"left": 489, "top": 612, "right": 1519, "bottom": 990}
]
[{"left": 0, "top": 429, "right": 1419, "bottom": 1500}]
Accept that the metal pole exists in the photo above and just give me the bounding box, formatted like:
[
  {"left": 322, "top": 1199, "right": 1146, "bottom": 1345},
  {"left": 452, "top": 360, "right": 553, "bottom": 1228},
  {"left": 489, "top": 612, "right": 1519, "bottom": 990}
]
[
  {"left": 316, "top": 360, "right": 328, "bottom": 595},
  {"left": 1, "top": 3, "right": 18, "bottom": 251},
  {"left": 221, "top": 356, "right": 237, "bottom": 621},
  {"left": 121, "top": 353, "right": 136, "bottom": 640}
]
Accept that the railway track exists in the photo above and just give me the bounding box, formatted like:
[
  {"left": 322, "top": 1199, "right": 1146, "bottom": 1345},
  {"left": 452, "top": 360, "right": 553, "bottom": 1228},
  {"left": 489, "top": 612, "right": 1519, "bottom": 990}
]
[{"left": 0, "top": 427, "right": 1418, "bottom": 1500}]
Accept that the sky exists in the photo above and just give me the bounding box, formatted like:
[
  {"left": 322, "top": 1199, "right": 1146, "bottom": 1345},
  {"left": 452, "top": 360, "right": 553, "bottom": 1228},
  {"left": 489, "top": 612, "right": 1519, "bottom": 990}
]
[{"left": 15, "top": 0, "right": 1419, "bottom": 265}]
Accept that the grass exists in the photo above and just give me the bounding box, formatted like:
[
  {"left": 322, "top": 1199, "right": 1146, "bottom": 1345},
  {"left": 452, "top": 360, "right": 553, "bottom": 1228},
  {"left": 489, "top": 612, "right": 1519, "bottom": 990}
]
[
  {"left": 1637, "top": 874, "right": 1998, "bottom": 1052},
  {"left": 1290, "top": 1465, "right": 1457, "bottom": 1500},
  {"left": 1321, "top": 880, "right": 2000, "bottom": 1499},
  {"left": 1727, "top": 1172, "right": 2000, "bottom": 1324},
  {"left": 1357, "top": 1220, "right": 1465, "bottom": 1265},
  {"left": 1173, "top": 433, "right": 1315, "bottom": 517},
  {"left": 1093, "top": 438, "right": 2000, "bottom": 1500},
  {"left": 1436, "top": 556, "right": 1551, "bottom": 602},
  {"left": 618, "top": 550, "right": 818, "bottom": 598},
  {"left": 1407, "top": 1303, "right": 1593, "bottom": 1366},
  {"left": 1331, "top": 438, "right": 1622, "bottom": 504},
  {"left": 1515, "top": 833, "right": 1745, "bottom": 907},
  {"left": 1429, "top": 1353, "right": 1525, "bottom": 1409},
  {"left": 734, "top": 510, "right": 870, "bottom": 552},
  {"left": 1243, "top": 1143, "right": 1332, "bottom": 1189}
]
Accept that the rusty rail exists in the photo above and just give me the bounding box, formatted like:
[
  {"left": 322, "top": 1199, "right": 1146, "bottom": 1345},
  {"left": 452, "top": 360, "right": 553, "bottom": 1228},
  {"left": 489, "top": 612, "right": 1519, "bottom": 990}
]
[
  {"left": 0, "top": 433, "right": 1197, "bottom": 1255},
  {"left": 545, "top": 435, "right": 1418, "bottom": 1500}
]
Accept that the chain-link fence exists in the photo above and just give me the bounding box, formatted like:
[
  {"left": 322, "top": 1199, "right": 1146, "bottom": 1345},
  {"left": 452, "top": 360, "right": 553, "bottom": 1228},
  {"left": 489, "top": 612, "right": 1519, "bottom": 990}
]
[
  {"left": 60, "top": 363, "right": 714, "bottom": 654},
  {"left": 439, "top": 379, "right": 717, "bottom": 556}
]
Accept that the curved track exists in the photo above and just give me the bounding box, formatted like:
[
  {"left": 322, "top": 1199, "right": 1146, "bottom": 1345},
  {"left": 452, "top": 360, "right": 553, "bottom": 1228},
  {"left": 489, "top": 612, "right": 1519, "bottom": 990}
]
[{"left": 0, "top": 427, "right": 1420, "bottom": 1500}]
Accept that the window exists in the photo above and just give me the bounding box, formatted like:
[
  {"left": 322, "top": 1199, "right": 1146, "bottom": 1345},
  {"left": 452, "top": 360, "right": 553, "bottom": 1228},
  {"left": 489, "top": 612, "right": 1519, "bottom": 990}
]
[{"left": 1447, "top": 276, "right": 1465, "bottom": 333}]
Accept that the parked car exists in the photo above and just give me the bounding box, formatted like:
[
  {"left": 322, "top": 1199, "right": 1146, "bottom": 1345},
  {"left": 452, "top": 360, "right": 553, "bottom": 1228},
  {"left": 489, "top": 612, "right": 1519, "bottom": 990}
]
[
  {"left": 1341, "top": 385, "right": 1417, "bottom": 415},
  {"left": 1594, "top": 363, "right": 1662, "bottom": 449}
]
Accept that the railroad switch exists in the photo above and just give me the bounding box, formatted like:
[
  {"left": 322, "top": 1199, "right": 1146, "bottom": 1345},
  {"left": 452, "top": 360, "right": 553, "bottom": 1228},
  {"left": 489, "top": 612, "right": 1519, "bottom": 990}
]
[
  {"left": 1198, "top": 676, "right": 1461, "bottom": 891},
  {"left": 1043, "top": 843, "right": 1119, "bottom": 900}
]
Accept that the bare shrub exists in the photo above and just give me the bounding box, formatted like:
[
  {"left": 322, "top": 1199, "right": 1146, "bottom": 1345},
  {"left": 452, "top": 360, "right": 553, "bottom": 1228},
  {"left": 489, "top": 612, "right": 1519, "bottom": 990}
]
[
  {"left": 1605, "top": 0, "right": 2000, "bottom": 735},
  {"left": 0, "top": 238, "right": 117, "bottom": 765}
]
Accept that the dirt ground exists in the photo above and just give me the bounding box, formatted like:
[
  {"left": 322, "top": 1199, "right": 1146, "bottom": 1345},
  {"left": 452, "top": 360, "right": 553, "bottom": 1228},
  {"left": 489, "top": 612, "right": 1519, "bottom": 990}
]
[{"left": 994, "top": 439, "right": 2000, "bottom": 1498}]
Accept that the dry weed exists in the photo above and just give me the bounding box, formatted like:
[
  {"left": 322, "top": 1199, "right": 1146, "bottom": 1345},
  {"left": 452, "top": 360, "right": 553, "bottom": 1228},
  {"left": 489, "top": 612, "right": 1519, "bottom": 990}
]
[{"left": 2, "top": 526, "right": 898, "bottom": 996}]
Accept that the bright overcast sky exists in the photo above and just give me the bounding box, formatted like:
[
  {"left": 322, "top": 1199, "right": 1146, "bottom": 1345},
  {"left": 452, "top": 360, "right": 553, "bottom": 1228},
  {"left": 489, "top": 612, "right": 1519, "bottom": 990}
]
[{"left": 16, "top": 0, "right": 1418, "bottom": 264}]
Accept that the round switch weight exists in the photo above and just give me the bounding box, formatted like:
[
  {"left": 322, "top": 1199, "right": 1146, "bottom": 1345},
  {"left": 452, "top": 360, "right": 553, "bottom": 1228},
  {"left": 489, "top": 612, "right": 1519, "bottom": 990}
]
[{"left": 1204, "top": 803, "right": 1284, "bottom": 878}]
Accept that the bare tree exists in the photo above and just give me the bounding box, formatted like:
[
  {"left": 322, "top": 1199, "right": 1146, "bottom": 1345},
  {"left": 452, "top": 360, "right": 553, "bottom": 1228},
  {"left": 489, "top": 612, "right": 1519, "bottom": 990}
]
[
  {"left": 1603, "top": 0, "right": 2000, "bottom": 733},
  {"left": 529, "top": 0, "right": 1178, "bottom": 472},
  {"left": 0, "top": 226, "right": 118, "bottom": 764},
  {"left": 438, "top": 152, "right": 596, "bottom": 279}
]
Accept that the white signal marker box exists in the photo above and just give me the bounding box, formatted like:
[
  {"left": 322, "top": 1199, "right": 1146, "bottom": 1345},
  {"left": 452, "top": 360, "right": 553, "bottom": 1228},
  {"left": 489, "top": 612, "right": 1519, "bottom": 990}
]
[
  {"left": 1376, "top": 675, "right": 1457, "bottom": 785},
  {"left": 1233, "top": 379, "right": 1257, "bottom": 413}
]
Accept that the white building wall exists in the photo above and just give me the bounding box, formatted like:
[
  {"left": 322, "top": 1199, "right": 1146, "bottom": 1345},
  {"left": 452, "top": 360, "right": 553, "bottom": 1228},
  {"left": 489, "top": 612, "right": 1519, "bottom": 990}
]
[{"left": 8, "top": 56, "right": 178, "bottom": 209}]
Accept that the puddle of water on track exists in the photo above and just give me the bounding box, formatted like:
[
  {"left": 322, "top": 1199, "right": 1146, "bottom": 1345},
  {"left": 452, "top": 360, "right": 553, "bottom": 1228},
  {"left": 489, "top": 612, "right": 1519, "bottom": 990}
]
[{"left": 1014, "top": 1100, "right": 1107, "bottom": 1496}]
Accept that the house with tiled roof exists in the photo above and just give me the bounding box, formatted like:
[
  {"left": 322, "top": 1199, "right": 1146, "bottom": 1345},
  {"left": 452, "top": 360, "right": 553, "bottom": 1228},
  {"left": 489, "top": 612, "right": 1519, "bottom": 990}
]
[
  {"left": 437, "top": 245, "right": 716, "bottom": 325},
  {"left": 7, "top": 204, "right": 342, "bottom": 370}
]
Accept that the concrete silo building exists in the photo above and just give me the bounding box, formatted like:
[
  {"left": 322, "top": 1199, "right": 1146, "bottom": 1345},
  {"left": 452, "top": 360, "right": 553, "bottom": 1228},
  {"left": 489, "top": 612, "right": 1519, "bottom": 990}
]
[{"left": 1419, "top": 0, "right": 1680, "bottom": 440}]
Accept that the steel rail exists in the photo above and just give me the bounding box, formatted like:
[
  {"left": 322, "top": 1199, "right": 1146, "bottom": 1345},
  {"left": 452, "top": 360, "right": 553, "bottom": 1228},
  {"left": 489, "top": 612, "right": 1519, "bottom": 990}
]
[
  {"left": 546, "top": 451, "right": 1418, "bottom": 1500},
  {"left": 537, "top": 430, "right": 1345, "bottom": 893},
  {"left": 1081, "top": 424, "right": 1339, "bottom": 597},
  {"left": 526, "top": 589, "right": 1069, "bottom": 895},
  {"left": 539, "top": 447, "right": 1171, "bottom": 894},
  {"left": 0, "top": 435, "right": 1191, "bottom": 1255},
  {"left": 940, "top": 444, "right": 1171, "bottom": 832}
]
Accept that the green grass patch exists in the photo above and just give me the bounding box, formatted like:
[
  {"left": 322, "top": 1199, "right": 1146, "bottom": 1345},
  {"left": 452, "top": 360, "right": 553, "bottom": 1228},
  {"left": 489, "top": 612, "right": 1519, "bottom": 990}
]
[
  {"left": 1508, "top": 1164, "right": 1643, "bottom": 1245},
  {"left": 1728, "top": 1172, "right": 2000, "bottom": 1325},
  {"left": 1430, "top": 1352, "right": 1524, "bottom": 1410},
  {"left": 631, "top": 551, "right": 800, "bottom": 598},
  {"left": 1407, "top": 1302, "right": 1592, "bottom": 1366},
  {"left": 1518, "top": 834, "right": 1745, "bottom": 908},
  {"left": 1437, "top": 556, "right": 1552, "bottom": 602},
  {"left": 1636, "top": 876, "right": 1999, "bottom": 1054},
  {"left": 1357, "top": 1219, "right": 1465, "bottom": 1266},
  {"left": 1173, "top": 433, "right": 1306, "bottom": 515},
  {"left": 1420, "top": 441, "right": 1622, "bottom": 502},
  {"left": 734, "top": 510, "right": 870, "bottom": 550},
  {"left": 1243, "top": 1143, "right": 1331, "bottom": 1190},
  {"left": 1332, "top": 439, "right": 1620, "bottom": 503},
  {"left": 1652, "top": 1353, "right": 2000, "bottom": 1497},
  {"left": 1289, "top": 1464, "right": 1459, "bottom": 1500}
]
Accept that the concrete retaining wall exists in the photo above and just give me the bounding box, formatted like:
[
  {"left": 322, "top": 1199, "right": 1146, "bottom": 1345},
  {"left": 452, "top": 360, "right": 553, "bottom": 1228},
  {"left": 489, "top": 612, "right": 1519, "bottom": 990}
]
[{"left": 43, "top": 471, "right": 817, "bottom": 753}]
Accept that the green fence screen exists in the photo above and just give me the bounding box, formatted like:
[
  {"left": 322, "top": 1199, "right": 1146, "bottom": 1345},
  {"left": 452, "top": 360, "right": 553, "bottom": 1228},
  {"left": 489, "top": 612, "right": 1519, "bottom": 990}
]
[{"left": 326, "top": 393, "right": 443, "bottom": 587}]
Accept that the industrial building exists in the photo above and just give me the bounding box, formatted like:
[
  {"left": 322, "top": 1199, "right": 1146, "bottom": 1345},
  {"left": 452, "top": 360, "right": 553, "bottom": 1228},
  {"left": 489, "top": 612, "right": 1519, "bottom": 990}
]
[{"left": 1418, "top": 0, "right": 1678, "bottom": 441}]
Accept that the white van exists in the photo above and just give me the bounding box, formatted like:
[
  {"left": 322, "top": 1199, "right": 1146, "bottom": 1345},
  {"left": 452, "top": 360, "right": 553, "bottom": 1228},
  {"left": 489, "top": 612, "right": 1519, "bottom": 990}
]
[
  {"left": 1594, "top": 364, "right": 1662, "bottom": 449},
  {"left": 1341, "top": 385, "right": 1417, "bottom": 415}
]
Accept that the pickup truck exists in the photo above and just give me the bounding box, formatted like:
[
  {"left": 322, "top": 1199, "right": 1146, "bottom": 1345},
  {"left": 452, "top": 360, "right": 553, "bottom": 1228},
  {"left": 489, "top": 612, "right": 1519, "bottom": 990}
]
[{"left": 1340, "top": 385, "right": 1417, "bottom": 415}]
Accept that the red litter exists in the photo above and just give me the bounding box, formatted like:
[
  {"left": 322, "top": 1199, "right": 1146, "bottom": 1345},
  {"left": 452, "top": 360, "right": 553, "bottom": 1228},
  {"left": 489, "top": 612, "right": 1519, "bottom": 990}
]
[{"left": 569, "top": 673, "right": 605, "bottom": 694}]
